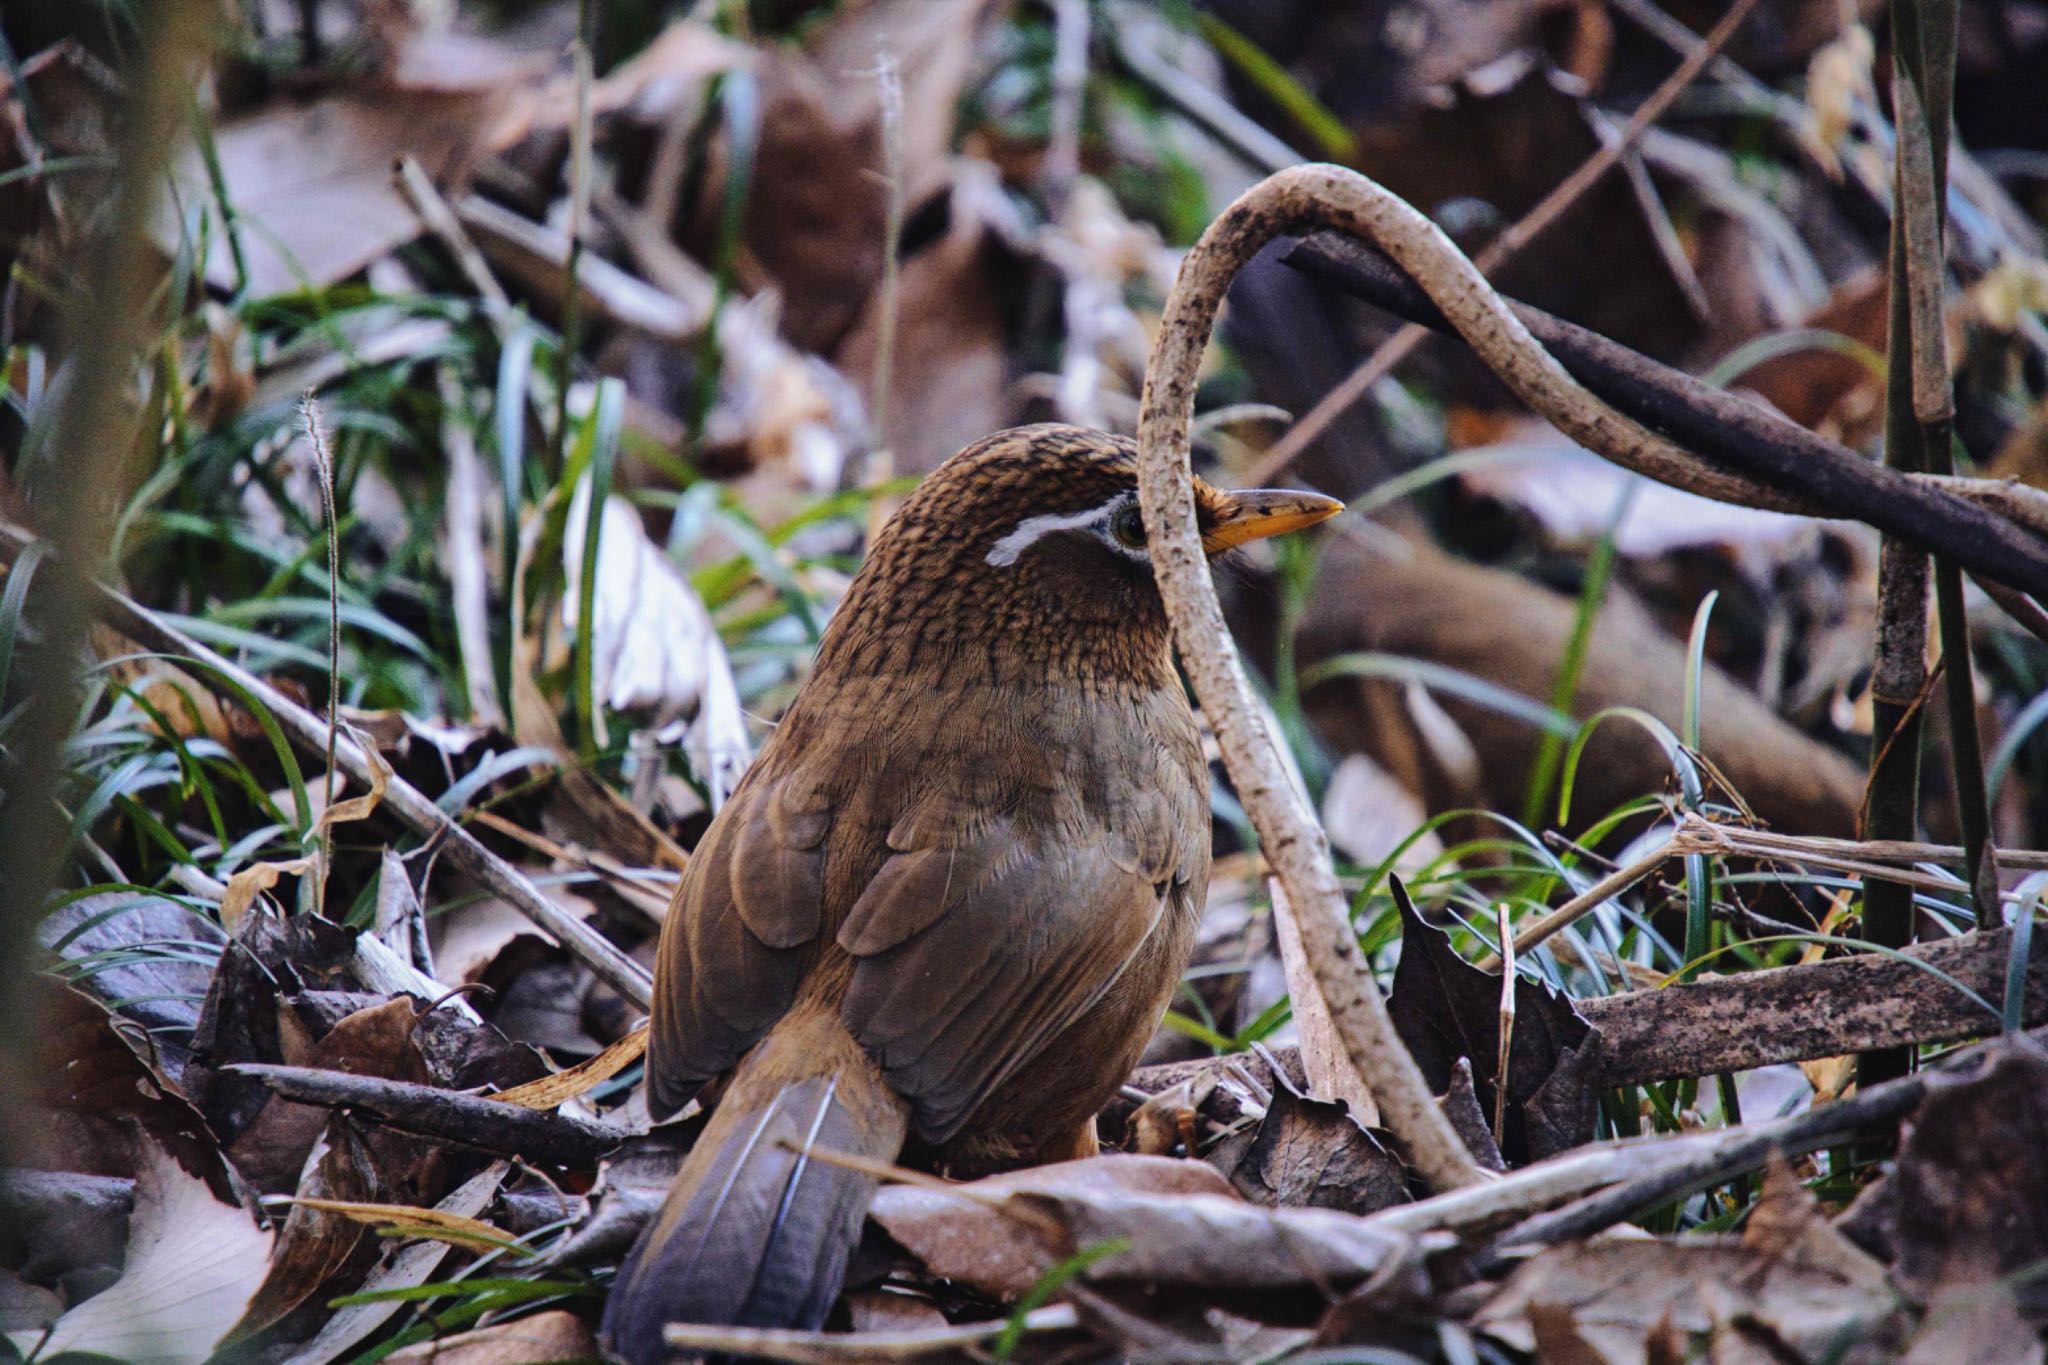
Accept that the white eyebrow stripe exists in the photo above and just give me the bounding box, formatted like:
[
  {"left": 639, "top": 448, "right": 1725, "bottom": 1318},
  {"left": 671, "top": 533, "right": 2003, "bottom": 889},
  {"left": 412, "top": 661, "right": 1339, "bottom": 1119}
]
[{"left": 984, "top": 497, "right": 1124, "bottom": 567}]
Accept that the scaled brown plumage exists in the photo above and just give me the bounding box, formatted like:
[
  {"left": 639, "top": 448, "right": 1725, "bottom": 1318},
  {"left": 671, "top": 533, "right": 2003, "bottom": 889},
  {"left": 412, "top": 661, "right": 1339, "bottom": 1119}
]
[{"left": 603, "top": 424, "right": 1341, "bottom": 1362}]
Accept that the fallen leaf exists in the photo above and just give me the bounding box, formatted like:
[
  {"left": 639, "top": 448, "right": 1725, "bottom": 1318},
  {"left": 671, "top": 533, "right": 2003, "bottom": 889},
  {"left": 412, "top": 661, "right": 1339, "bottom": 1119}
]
[
  {"left": 563, "top": 479, "right": 753, "bottom": 806},
  {"left": 162, "top": 88, "right": 507, "bottom": 295},
  {"left": 491, "top": 1024, "right": 650, "bottom": 1110},
  {"left": 1473, "top": 1233, "right": 1903, "bottom": 1362},
  {"left": 1840, "top": 1040, "right": 2048, "bottom": 1335},
  {"left": 6, "top": 1140, "right": 275, "bottom": 1365},
  {"left": 1386, "top": 879, "right": 1602, "bottom": 1164},
  {"left": 223, "top": 1116, "right": 377, "bottom": 1344},
  {"left": 1227, "top": 1059, "right": 1409, "bottom": 1216},
  {"left": 280, "top": 1163, "right": 508, "bottom": 1365},
  {"left": 834, "top": 165, "right": 1019, "bottom": 475},
  {"left": 1269, "top": 881, "right": 1381, "bottom": 1125}
]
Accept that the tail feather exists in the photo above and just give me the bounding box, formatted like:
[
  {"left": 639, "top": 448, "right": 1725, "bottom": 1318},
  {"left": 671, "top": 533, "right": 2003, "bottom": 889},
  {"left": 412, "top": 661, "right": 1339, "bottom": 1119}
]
[{"left": 603, "top": 1018, "right": 908, "bottom": 1363}]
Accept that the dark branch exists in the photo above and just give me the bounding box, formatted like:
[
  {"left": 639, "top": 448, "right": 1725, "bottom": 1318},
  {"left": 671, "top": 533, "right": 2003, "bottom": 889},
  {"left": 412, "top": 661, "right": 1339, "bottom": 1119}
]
[{"left": 1282, "top": 231, "right": 2048, "bottom": 600}]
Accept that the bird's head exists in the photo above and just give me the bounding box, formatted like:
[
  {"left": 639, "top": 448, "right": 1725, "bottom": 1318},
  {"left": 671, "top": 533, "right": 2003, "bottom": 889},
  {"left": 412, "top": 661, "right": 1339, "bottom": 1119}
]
[{"left": 820, "top": 424, "right": 1342, "bottom": 684}]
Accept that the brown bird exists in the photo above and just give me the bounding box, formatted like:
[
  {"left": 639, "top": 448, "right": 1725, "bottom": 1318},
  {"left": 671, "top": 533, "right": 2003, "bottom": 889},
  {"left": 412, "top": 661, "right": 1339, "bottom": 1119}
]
[{"left": 602, "top": 424, "right": 1341, "bottom": 1361}]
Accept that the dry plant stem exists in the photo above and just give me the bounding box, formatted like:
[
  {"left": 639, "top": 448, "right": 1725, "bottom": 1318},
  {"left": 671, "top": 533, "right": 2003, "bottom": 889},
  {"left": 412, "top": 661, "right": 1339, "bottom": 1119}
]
[
  {"left": 1490, "top": 812, "right": 2048, "bottom": 967},
  {"left": 0, "top": 523, "right": 655, "bottom": 1007},
  {"left": 1286, "top": 234, "right": 2048, "bottom": 597},
  {"left": 1043, "top": 0, "right": 1090, "bottom": 216},
  {"left": 300, "top": 397, "right": 342, "bottom": 918},
  {"left": 664, "top": 1307, "right": 1080, "bottom": 1363},
  {"left": 1492, "top": 904, "right": 1515, "bottom": 1149},
  {"left": 1136, "top": 165, "right": 1495, "bottom": 1194},
  {"left": 226, "top": 1063, "right": 627, "bottom": 1167},
  {"left": 1248, "top": 0, "right": 1764, "bottom": 484},
  {"left": 0, "top": 0, "right": 216, "bottom": 1114},
  {"left": 1862, "top": 0, "right": 1942, "bottom": 1094},
  {"left": 438, "top": 369, "right": 507, "bottom": 729},
  {"left": 394, "top": 153, "right": 512, "bottom": 320}
]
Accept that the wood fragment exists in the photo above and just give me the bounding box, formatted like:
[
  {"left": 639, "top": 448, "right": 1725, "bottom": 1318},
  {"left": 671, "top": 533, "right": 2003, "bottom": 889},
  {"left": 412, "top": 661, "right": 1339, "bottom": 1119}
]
[
  {"left": 225, "top": 1063, "right": 628, "bottom": 1168},
  {"left": 1120, "top": 925, "right": 2046, "bottom": 1106}
]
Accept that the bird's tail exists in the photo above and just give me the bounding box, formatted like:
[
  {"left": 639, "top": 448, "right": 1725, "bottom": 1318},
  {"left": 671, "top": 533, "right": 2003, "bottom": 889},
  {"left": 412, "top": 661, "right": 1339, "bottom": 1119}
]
[{"left": 602, "top": 1006, "right": 910, "bottom": 1364}]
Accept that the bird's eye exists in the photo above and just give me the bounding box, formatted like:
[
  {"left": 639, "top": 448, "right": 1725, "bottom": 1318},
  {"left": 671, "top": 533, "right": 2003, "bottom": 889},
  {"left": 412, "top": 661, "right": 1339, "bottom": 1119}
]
[{"left": 1110, "top": 503, "right": 1147, "bottom": 549}]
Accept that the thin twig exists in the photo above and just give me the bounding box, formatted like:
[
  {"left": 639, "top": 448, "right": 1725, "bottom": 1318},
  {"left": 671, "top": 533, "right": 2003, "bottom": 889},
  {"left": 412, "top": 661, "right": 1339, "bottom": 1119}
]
[
  {"left": 228, "top": 1063, "right": 627, "bottom": 1167},
  {"left": 1493, "top": 902, "right": 1515, "bottom": 1150},
  {"left": 1246, "top": 0, "right": 1765, "bottom": 486},
  {"left": 1136, "top": 165, "right": 1502, "bottom": 1193},
  {"left": 393, "top": 153, "right": 512, "bottom": 320},
  {"left": 1474, "top": 1038, "right": 2033, "bottom": 1273},
  {"left": 663, "top": 1306, "right": 1080, "bottom": 1362}
]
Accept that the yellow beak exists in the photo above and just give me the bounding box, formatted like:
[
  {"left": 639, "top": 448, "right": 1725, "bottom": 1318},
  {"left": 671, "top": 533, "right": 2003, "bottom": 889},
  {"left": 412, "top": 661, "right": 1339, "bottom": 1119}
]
[{"left": 1200, "top": 488, "right": 1346, "bottom": 555}]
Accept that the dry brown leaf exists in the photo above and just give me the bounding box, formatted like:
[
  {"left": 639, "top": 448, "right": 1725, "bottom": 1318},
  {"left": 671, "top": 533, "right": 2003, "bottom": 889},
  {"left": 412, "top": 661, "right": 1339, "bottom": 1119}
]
[
  {"left": 283, "top": 1163, "right": 508, "bottom": 1365},
  {"left": 223, "top": 1116, "right": 376, "bottom": 1343},
  {"left": 219, "top": 857, "right": 316, "bottom": 929},
  {"left": 1474, "top": 1234, "right": 1902, "bottom": 1361},
  {"left": 677, "top": 0, "right": 1002, "bottom": 355},
  {"left": 491, "top": 1024, "right": 650, "bottom": 1110},
  {"left": 165, "top": 90, "right": 504, "bottom": 295},
  {"left": 834, "top": 167, "right": 1015, "bottom": 476}
]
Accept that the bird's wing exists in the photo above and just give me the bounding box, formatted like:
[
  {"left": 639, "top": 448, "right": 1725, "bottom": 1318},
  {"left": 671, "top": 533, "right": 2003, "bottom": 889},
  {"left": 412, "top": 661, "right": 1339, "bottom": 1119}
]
[
  {"left": 836, "top": 772, "right": 1195, "bottom": 1144},
  {"left": 644, "top": 764, "right": 831, "bottom": 1118}
]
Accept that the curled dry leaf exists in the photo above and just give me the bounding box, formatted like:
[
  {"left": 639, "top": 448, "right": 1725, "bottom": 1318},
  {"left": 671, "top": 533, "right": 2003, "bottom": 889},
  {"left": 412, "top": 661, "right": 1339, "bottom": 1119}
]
[
  {"left": 491, "top": 1023, "right": 650, "bottom": 1110},
  {"left": 1224, "top": 1059, "right": 1409, "bottom": 1216},
  {"left": 6, "top": 1139, "right": 275, "bottom": 1365},
  {"left": 1386, "top": 881, "right": 1602, "bottom": 1165},
  {"left": 563, "top": 479, "right": 752, "bottom": 806},
  {"left": 223, "top": 1116, "right": 377, "bottom": 1344},
  {"left": 1839, "top": 1039, "right": 2048, "bottom": 1346}
]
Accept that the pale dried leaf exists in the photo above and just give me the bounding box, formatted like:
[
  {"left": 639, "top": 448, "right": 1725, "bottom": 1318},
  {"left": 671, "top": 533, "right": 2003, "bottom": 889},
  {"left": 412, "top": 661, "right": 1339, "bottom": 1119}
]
[
  {"left": 283, "top": 1163, "right": 508, "bottom": 1365},
  {"left": 7, "top": 1140, "right": 275, "bottom": 1365},
  {"left": 1270, "top": 881, "right": 1380, "bottom": 1125},
  {"left": 563, "top": 480, "right": 752, "bottom": 805}
]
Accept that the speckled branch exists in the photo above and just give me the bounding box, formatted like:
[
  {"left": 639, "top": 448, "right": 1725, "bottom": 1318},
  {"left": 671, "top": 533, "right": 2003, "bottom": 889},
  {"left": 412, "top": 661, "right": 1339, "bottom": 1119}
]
[{"left": 1134, "top": 165, "right": 1513, "bottom": 1194}]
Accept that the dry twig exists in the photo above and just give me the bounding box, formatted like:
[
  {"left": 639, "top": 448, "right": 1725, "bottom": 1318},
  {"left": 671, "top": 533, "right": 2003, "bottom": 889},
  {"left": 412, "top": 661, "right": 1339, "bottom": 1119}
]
[{"left": 1136, "top": 165, "right": 1499, "bottom": 1192}]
